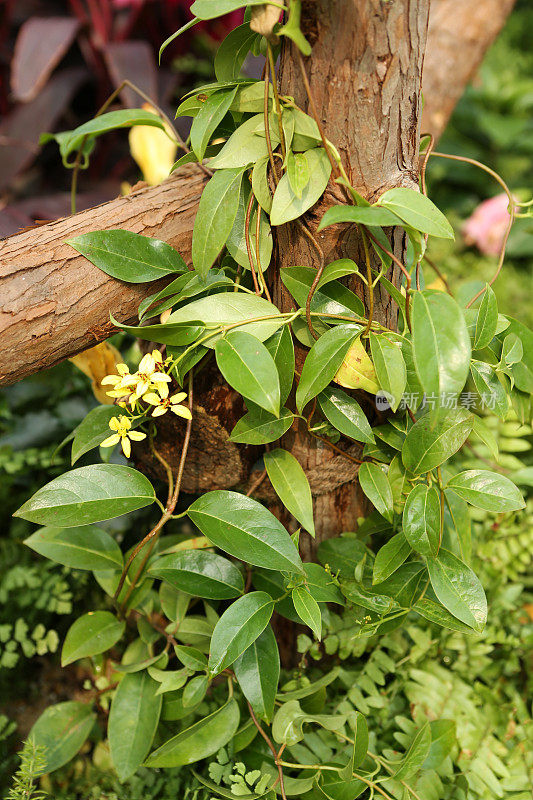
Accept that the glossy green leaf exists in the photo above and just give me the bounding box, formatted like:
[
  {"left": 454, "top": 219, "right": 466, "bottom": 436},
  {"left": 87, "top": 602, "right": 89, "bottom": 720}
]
[
  {"left": 377, "top": 188, "right": 454, "bottom": 239},
  {"left": 392, "top": 721, "right": 431, "bottom": 781},
  {"left": 402, "top": 409, "right": 473, "bottom": 475},
  {"left": 208, "top": 592, "right": 274, "bottom": 674},
  {"left": 264, "top": 448, "right": 315, "bottom": 536},
  {"left": 277, "top": 667, "right": 341, "bottom": 702},
  {"left": 192, "top": 167, "right": 246, "bottom": 278},
  {"left": 470, "top": 360, "right": 508, "bottom": 418},
  {"left": 226, "top": 184, "right": 273, "bottom": 272},
  {"left": 270, "top": 148, "right": 332, "bottom": 226},
  {"left": 287, "top": 151, "right": 310, "bottom": 198},
  {"left": 358, "top": 462, "right": 394, "bottom": 523},
  {"left": 234, "top": 625, "right": 280, "bottom": 722},
  {"left": 272, "top": 699, "right": 346, "bottom": 746},
  {"left": 446, "top": 469, "right": 525, "bottom": 512},
  {"left": 174, "top": 644, "right": 208, "bottom": 671},
  {"left": 317, "top": 537, "right": 367, "bottom": 581},
  {"left": 71, "top": 406, "right": 121, "bottom": 464},
  {"left": 413, "top": 596, "right": 478, "bottom": 633},
  {"left": 67, "top": 230, "right": 186, "bottom": 283},
  {"left": 372, "top": 533, "right": 411, "bottom": 584},
  {"left": 471, "top": 415, "right": 498, "bottom": 461},
  {"left": 109, "top": 671, "right": 162, "bottom": 781},
  {"left": 159, "top": 17, "right": 200, "bottom": 61},
  {"left": 318, "top": 203, "right": 403, "bottom": 230},
  {"left": 296, "top": 325, "right": 361, "bottom": 413},
  {"left": 292, "top": 586, "right": 322, "bottom": 640},
  {"left": 188, "top": 490, "right": 304, "bottom": 573},
  {"left": 191, "top": 86, "right": 237, "bottom": 160},
  {"left": 264, "top": 326, "right": 295, "bottom": 406},
  {"left": 281, "top": 266, "right": 365, "bottom": 318},
  {"left": 252, "top": 155, "right": 273, "bottom": 214},
  {"left": 369, "top": 333, "right": 407, "bottom": 411},
  {"left": 209, "top": 113, "right": 279, "bottom": 169},
  {"left": 113, "top": 319, "right": 203, "bottom": 348},
  {"left": 215, "top": 331, "right": 280, "bottom": 416},
  {"left": 230, "top": 407, "right": 294, "bottom": 444},
  {"left": 427, "top": 549, "right": 487, "bottom": 631},
  {"left": 62, "top": 611, "right": 124, "bottom": 666},
  {"left": 444, "top": 488, "right": 472, "bottom": 563},
  {"left": 402, "top": 484, "right": 440, "bottom": 557},
  {"left": 317, "top": 387, "right": 374, "bottom": 444},
  {"left": 24, "top": 525, "right": 123, "bottom": 571},
  {"left": 304, "top": 563, "right": 344, "bottom": 604},
  {"left": 30, "top": 702, "right": 95, "bottom": 775},
  {"left": 412, "top": 291, "right": 471, "bottom": 396},
  {"left": 183, "top": 675, "right": 208, "bottom": 707},
  {"left": 340, "top": 712, "right": 369, "bottom": 780},
  {"left": 215, "top": 23, "right": 260, "bottom": 81},
  {"left": 145, "top": 697, "right": 240, "bottom": 767},
  {"left": 138, "top": 269, "right": 232, "bottom": 320},
  {"left": 473, "top": 284, "right": 498, "bottom": 349},
  {"left": 147, "top": 667, "right": 189, "bottom": 696},
  {"left": 148, "top": 550, "right": 244, "bottom": 599},
  {"left": 191, "top": 0, "right": 273, "bottom": 20},
  {"left": 15, "top": 465, "right": 156, "bottom": 527}
]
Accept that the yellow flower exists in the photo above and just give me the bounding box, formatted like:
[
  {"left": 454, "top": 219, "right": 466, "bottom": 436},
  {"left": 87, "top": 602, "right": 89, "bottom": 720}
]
[
  {"left": 143, "top": 391, "right": 192, "bottom": 419},
  {"left": 120, "top": 351, "right": 171, "bottom": 400},
  {"left": 100, "top": 415, "right": 146, "bottom": 458}
]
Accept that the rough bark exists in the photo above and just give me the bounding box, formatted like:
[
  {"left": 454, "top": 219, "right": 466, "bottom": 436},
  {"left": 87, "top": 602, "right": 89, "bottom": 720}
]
[
  {"left": 421, "top": 0, "right": 516, "bottom": 140},
  {"left": 0, "top": 165, "right": 208, "bottom": 385}
]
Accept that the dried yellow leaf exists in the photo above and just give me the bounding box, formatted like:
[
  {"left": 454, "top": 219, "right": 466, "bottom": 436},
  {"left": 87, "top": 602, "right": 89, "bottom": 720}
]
[
  {"left": 70, "top": 341, "right": 123, "bottom": 404},
  {"left": 334, "top": 338, "right": 379, "bottom": 394},
  {"left": 128, "top": 103, "right": 177, "bottom": 186}
]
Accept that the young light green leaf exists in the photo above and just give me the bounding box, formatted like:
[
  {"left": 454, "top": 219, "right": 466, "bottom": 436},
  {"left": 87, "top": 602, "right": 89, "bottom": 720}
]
[
  {"left": 304, "top": 563, "right": 344, "bottom": 604},
  {"left": 145, "top": 698, "right": 240, "bottom": 767},
  {"left": 270, "top": 148, "right": 332, "bottom": 226},
  {"left": 174, "top": 644, "right": 208, "bottom": 672},
  {"left": 470, "top": 360, "right": 508, "bottom": 418},
  {"left": 62, "top": 611, "right": 124, "bottom": 666},
  {"left": 446, "top": 470, "right": 525, "bottom": 512},
  {"left": 230, "top": 407, "right": 294, "bottom": 444},
  {"left": 183, "top": 675, "right": 209, "bottom": 707},
  {"left": 471, "top": 415, "right": 499, "bottom": 461},
  {"left": 148, "top": 551, "right": 244, "bottom": 599},
  {"left": 318, "top": 203, "right": 403, "bottom": 230},
  {"left": 67, "top": 230, "right": 186, "bottom": 283},
  {"left": 192, "top": 167, "right": 246, "bottom": 278},
  {"left": 377, "top": 188, "right": 454, "bottom": 239},
  {"left": 215, "top": 23, "right": 260, "bottom": 81},
  {"left": 358, "top": 462, "right": 394, "bottom": 523},
  {"left": 15, "top": 465, "right": 156, "bottom": 527},
  {"left": 296, "top": 325, "right": 361, "bottom": 413},
  {"left": 188, "top": 490, "right": 304, "bottom": 574},
  {"left": 402, "top": 484, "right": 440, "bottom": 557},
  {"left": 264, "top": 448, "right": 315, "bottom": 536},
  {"left": 159, "top": 17, "right": 201, "bottom": 61},
  {"left": 339, "top": 712, "right": 369, "bottom": 779},
  {"left": 372, "top": 533, "right": 411, "bottom": 584},
  {"left": 191, "top": 0, "right": 274, "bottom": 20},
  {"left": 427, "top": 549, "right": 487, "bottom": 632},
  {"left": 292, "top": 586, "right": 322, "bottom": 640},
  {"left": 264, "top": 326, "right": 295, "bottom": 405},
  {"left": 369, "top": 333, "right": 407, "bottom": 411},
  {"left": 208, "top": 591, "right": 274, "bottom": 674},
  {"left": 473, "top": 284, "right": 498, "bottom": 349},
  {"left": 317, "top": 387, "right": 374, "bottom": 444},
  {"left": 191, "top": 86, "right": 238, "bottom": 160},
  {"left": 215, "top": 331, "right": 281, "bottom": 416},
  {"left": 335, "top": 337, "right": 379, "bottom": 393},
  {"left": 414, "top": 596, "right": 479, "bottom": 633},
  {"left": 24, "top": 525, "right": 123, "bottom": 571},
  {"left": 209, "top": 113, "right": 279, "bottom": 169},
  {"left": 234, "top": 625, "right": 280, "bottom": 722},
  {"left": 402, "top": 409, "right": 473, "bottom": 475},
  {"left": 252, "top": 155, "right": 273, "bottom": 214},
  {"left": 109, "top": 671, "right": 162, "bottom": 781},
  {"left": 29, "top": 702, "right": 96, "bottom": 775},
  {"left": 412, "top": 291, "right": 471, "bottom": 396},
  {"left": 287, "top": 151, "right": 310, "bottom": 198}
]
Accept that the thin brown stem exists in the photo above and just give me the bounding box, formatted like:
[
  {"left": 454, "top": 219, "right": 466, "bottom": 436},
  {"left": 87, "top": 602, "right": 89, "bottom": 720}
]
[
  {"left": 296, "top": 50, "right": 340, "bottom": 180},
  {"left": 361, "top": 227, "right": 374, "bottom": 336},
  {"left": 255, "top": 203, "right": 272, "bottom": 302},
  {"left": 247, "top": 701, "right": 288, "bottom": 800},
  {"left": 267, "top": 42, "right": 286, "bottom": 163},
  {"left": 246, "top": 469, "right": 267, "bottom": 497},
  {"left": 264, "top": 55, "right": 279, "bottom": 186},
  {"left": 245, "top": 192, "right": 261, "bottom": 294},
  {"left": 364, "top": 227, "right": 412, "bottom": 331},
  {"left": 423, "top": 254, "right": 453, "bottom": 296}
]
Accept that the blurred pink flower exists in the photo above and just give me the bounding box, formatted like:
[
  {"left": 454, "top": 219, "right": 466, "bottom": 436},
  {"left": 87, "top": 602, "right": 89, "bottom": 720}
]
[{"left": 463, "top": 193, "right": 511, "bottom": 256}]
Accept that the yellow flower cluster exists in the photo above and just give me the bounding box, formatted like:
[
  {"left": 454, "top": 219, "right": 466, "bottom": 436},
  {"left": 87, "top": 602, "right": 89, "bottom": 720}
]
[{"left": 100, "top": 349, "right": 192, "bottom": 458}]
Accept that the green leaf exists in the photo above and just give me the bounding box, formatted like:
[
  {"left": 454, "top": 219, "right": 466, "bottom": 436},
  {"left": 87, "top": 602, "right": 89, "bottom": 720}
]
[
  {"left": 138, "top": 269, "right": 232, "bottom": 320},
  {"left": 317, "top": 258, "right": 359, "bottom": 286},
  {"left": 317, "top": 537, "right": 367, "bottom": 581},
  {"left": 209, "top": 113, "right": 279, "bottom": 169},
  {"left": 393, "top": 722, "right": 432, "bottom": 781},
  {"left": 471, "top": 415, "right": 498, "bottom": 461},
  {"left": 159, "top": 17, "right": 200, "bottom": 61},
  {"left": 62, "top": 611, "right": 124, "bottom": 666},
  {"left": 402, "top": 484, "right": 440, "bottom": 557},
  {"left": 427, "top": 549, "right": 487, "bottom": 631},
  {"left": 340, "top": 712, "right": 368, "bottom": 779},
  {"left": 109, "top": 671, "right": 162, "bottom": 782},
  {"left": 502, "top": 332, "right": 523, "bottom": 366},
  {"left": 470, "top": 360, "right": 508, "bottom": 418},
  {"left": 304, "top": 563, "right": 344, "bottom": 604},
  {"left": 188, "top": 490, "right": 304, "bottom": 573},
  {"left": 234, "top": 626, "right": 279, "bottom": 722},
  {"left": 215, "top": 23, "right": 259, "bottom": 81},
  {"left": 358, "top": 462, "right": 394, "bottom": 523},
  {"left": 15, "top": 465, "right": 156, "bottom": 527},
  {"left": 377, "top": 188, "right": 454, "bottom": 239},
  {"left": 369, "top": 334, "right": 407, "bottom": 411},
  {"left": 473, "top": 284, "right": 498, "bottom": 349},
  {"left": 281, "top": 266, "right": 365, "bottom": 318},
  {"left": 71, "top": 406, "right": 147, "bottom": 464},
  {"left": 183, "top": 675, "right": 208, "bottom": 707},
  {"left": 402, "top": 409, "right": 473, "bottom": 475},
  {"left": 270, "top": 148, "right": 332, "bottom": 226},
  {"left": 191, "top": 0, "right": 274, "bottom": 20},
  {"left": 67, "top": 230, "right": 186, "bottom": 283},
  {"left": 191, "top": 87, "right": 238, "bottom": 160},
  {"left": 168, "top": 292, "right": 283, "bottom": 346},
  {"left": 277, "top": 0, "right": 311, "bottom": 55},
  {"left": 372, "top": 533, "right": 411, "bottom": 584},
  {"left": 174, "top": 645, "right": 208, "bottom": 671},
  {"left": 148, "top": 667, "right": 189, "bottom": 696},
  {"left": 208, "top": 592, "right": 274, "bottom": 675},
  {"left": 29, "top": 702, "right": 95, "bottom": 775},
  {"left": 317, "top": 387, "right": 373, "bottom": 444},
  {"left": 114, "top": 319, "right": 203, "bottom": 347},
  {"left": 446, "top": 469, "right": 525, "bottom": 512},
  {"left": 192, "top": 167, "right": 247, "bottom": 278},
  {"left": 318, "top": 203, "right": 403, "bottom": 230},
  {"left": 413, "top": 596, "right": 478, "bottom": 633},
  {"left": 230, "top": 407, "right": 294, "bottom": 444},
  {"left": 292, "top": 586, "right": 322, "bottom": 640},
  {"left": 264, "top": 326, "right": 295, "bottom": 405},
  {"left": 226, "top": 184, "right": 273, "bottom": 271},
  {"left": 424, "top": 720, "right": 456, "bottom": 770},
  {"left": 272, "top": 700, "right": 346, "bottom": 746},
  {"left": 287, "top": 151, "right": 310, "bottom": 198},
  {"left": 252, "top": 155, "right": 273, "bottom": 214},
  {"left": 145, "top": 697, "right": 240, "bottom": 767},
  {"left": 264, "top": 448, "right": 315, "bottom": 536},
  {"left": 444, "top": 488, "right": 471, "bottom": 563},
  {"left": 215, "top": 331, "right": 281, "bottom": 416},
  {"left": 277, "top": 667, "right": 341, "bottom": 702},
  {"left": 412, "top": 291, "right": 471, "bottom": 396},
  {"left": 296, "top": 325, "right": 361, "bottom": 413},
  {"left": 24, "top": 525, "right": 123, "bottom": 571},
  {"left": 148, "top": 551, "right": 244, "bottom": 599}
]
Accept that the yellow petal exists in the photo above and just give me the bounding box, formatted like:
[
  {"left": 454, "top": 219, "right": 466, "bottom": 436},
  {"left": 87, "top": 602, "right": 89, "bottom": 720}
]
[
  {"left": 152, "top": 406, "right": 167, "bottom": 417},
  {"left": 153, "top": 381, "right": 170, "bottom": 399},
  {"left": 117, "top": 363, "right": 130, "bottom": 376},
  {"left": 121, "top": 436, "right": 131, "bottom": 459},
  {"left": 151, "top": 350, "right": 164, "bottom": 364},
  {"left": 101, "top": 433, "right": 120, "bottom": 448},
  {"left": 139, "top": 353, "right": 155, "bottom": 374},
  {"left": 101, "top": 375, "right": 121, "bottom": 385},
  {"left": 108, "top": 416, "right": 121, "bottom": 431},
  {"left": 128, "top": 431, "right": 146, "bottom": 441},
  {"left": 171, "top": 405, "right": 192, "bottom": 420},
  {"left": 152, "top": 372, "right": 171, "bottom": 383},
  {"left": 143, "top": 392, "right": 161, "bottom": 406},
  {"left": 170, "top": 392, "right": 187, "bottom": 404},
  {"left": 69, "top": 341, "right": 124, "bottom": 404}
]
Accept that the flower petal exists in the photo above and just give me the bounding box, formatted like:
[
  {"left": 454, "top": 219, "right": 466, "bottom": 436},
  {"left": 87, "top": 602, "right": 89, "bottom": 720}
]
[
  {"left": 170, "top": 392, "right": 187, "bottom": 403},
  {"left": 101, "top": 433, "right": 120, "bottom": 448},
  {"left": 152, "top": 406, "right": 167, "bottom": 417},
  {"left": 128, "top": 431, "right": 146, "bottom": 441},
  {"left": 143, "top": 392, "right": 161, "bottom": 406},
  {"left": 171, "top": 405, "right": 192, "bottom": 420},
  {"left": 121, "top": 436, "right": 131, "bottom": 459}
]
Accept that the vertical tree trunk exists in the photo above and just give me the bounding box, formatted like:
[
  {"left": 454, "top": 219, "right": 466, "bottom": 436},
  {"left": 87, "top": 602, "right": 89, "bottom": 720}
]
[{"left": 271, "top": 0, "right": 429, "bottom": 558}]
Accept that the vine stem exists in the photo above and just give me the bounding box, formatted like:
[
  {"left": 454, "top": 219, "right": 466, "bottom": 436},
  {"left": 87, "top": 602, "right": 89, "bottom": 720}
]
[
  {"left": 295, "top": 49, "right": 340, "bottom": 180},
  {"left": 264, "top": 54, "right": 279, "bottom": 186},
  {"left": 429, "top": 151, "right": 515, "bottom": 307},
  {"left": 244, "top": 191, "right": 262, "bottom": 294},
  {"left": 246, "top": 701, "right": 288, "bottom": 800},
  {"left": 114, "top": 373, "right": 194, "bottom": 611},
  {"left": 267, "top": 42, "right": 287, "bottom": 163},
  {"left": 361, "top": 227, "right": 374, "bottom": 337},
  {"left": 364, "top": 227, "right": 412, "bottom": 332}
]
